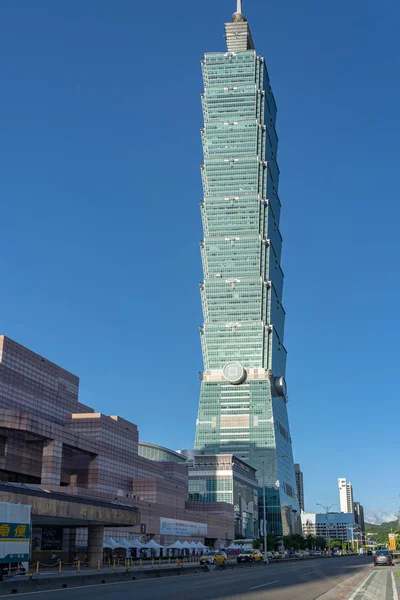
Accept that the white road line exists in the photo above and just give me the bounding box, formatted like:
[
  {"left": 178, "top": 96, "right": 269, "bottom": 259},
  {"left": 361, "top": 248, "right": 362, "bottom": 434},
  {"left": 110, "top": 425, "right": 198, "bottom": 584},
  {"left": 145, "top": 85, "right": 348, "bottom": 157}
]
[
  {"left": 249, "top": 580, "right": 280, "bottom": 590},
  {"left": 392, "top": 571, "right": 399, "bottom": 600},
  {"left": 304, "top": 571, "right": 316, "bottom": 575},
  {"left": 348, "top": 570, "right": 375, "bottom": 600},
  {"left": 0, "top": 572, "right": 194, "bottom": 598}
]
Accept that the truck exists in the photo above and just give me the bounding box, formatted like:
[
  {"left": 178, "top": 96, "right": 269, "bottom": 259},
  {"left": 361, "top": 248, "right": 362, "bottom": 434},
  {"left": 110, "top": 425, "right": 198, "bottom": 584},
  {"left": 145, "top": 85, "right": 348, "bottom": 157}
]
[
  {"left": 359, "top": 547, "right": 366, "bottom": 555},
  {"left": 0, "top": 502, "right": 31, "bottom": 576}
]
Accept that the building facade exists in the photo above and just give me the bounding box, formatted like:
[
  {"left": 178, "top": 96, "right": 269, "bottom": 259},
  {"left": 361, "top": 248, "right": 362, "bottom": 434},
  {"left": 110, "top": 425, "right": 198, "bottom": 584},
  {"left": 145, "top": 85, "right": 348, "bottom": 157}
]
[
  {"left": 301, "top": 512, "right": 355, "bottom": 544},
  {"left": 139, "top": 442, "right": 187, "bottom": 464},
  {"left": 185, "top": 452, "right": 258, "bottom": 539},
  {"left": 354, "top": 502, "right": 365, "bottom": 533},
  {"left": 193, "top": 2, "right": 299, "bottom": 534},
  {"left": 0, "top": 336, "right": 234, "bottom": 551},
  {"left": 338, "top": 478, "right": 354, "bottom": 514},
  {"left": 142, "top": 446, "right": 258, "bottom": 540},
  {"left": 294, "top": 464, "right": 304, "bottom": 512}
]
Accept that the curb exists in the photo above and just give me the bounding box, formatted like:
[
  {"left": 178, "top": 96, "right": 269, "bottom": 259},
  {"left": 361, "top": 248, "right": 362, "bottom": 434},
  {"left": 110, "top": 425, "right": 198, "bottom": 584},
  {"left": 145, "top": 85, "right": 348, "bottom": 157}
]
[{"left": 0, "top": 565, "right": 209, "bottom": 596}]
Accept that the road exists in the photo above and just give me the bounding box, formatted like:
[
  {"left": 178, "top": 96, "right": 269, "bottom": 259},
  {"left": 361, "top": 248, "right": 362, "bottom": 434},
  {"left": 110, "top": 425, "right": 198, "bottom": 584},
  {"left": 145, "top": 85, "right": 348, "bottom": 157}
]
[{"left": 2, "top": 556, "right": 399, "bottom": 599}]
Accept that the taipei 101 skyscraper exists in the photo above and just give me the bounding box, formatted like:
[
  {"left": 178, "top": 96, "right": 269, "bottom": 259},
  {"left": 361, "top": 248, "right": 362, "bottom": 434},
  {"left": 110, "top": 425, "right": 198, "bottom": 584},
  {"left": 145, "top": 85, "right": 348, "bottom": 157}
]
[{"left": 194, "top": 1, "right": 300, "bottom": 535}]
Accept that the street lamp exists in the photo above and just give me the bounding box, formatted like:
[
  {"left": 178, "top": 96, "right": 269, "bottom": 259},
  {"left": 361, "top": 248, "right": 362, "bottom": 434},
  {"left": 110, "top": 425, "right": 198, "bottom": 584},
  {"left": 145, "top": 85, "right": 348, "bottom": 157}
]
[
  {"left": 316, "top": 504, "right": 338, "bottom": 555},
  {"left": 316, "top": 503, "right": 338, "bottom": 513},
  {"left": 262, "top": 454, "right": 286, "bottom": 564}
]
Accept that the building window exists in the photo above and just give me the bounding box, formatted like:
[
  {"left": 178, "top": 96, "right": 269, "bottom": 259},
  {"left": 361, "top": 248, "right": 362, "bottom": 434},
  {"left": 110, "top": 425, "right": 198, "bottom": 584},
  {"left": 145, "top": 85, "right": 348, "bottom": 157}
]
[{"left": 0, "top": 436, "right": 6, "bottom": 457}]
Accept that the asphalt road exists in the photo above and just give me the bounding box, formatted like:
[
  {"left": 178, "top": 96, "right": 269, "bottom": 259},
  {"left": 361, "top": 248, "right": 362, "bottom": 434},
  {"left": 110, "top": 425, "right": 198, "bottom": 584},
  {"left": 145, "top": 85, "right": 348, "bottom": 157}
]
[{"left": 3, "top": 556, "right": 398, "bottom": 600}]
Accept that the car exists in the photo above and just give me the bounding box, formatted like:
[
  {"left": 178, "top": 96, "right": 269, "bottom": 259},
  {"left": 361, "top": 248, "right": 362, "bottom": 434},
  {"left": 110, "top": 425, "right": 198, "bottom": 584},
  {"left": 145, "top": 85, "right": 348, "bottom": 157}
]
[
  {"left": 314, "top": 550, "right": 322, "bottom": 556},
  {"left": 237, "top": 549, "right": 263, "bottom": 563},
  {"left": 366, "top": 550, "right": 373, "bottom": 556},
  {"left": 200, "top": 551, "right": 227, "bottom": 565},
  {"left": 374, "top": 550, "right": 393, "bottom": 566}
]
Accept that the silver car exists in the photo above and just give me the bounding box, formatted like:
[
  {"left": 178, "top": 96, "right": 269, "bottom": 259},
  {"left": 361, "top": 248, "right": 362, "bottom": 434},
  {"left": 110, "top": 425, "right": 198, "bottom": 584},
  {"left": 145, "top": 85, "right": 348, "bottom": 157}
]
[{"left": 374, "top": 550, "right": 393, "bottom": 566}]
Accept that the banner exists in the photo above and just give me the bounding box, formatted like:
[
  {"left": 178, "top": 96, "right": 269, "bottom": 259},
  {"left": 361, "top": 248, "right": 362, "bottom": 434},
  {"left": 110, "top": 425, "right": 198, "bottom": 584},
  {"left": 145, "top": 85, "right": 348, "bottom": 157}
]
[
  {"left": 389, "top": 534, "right": 396, "bottom": 551},
  {"left": 160, "top": 518, "right": 207, "bottom": 538}
]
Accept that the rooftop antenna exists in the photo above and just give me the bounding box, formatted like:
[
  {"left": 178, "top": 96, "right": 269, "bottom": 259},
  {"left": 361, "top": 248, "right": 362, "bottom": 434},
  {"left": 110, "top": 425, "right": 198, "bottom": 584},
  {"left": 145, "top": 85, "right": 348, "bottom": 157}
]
[{"left": 237, "top": 0, "right": 242, "bottom": 13}]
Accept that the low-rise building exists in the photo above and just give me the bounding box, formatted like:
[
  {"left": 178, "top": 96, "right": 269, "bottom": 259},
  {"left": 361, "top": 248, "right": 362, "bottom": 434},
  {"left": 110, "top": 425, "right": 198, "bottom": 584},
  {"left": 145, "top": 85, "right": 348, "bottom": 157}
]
[
  {"left": 180, "top": 450, "right": 258, "bottom": 539},
  {"left": 0, "top": 336, "right": 234, "bottom": 556},
  {"left": 301, "top": 512, "right": 355, "bottom": 544}
]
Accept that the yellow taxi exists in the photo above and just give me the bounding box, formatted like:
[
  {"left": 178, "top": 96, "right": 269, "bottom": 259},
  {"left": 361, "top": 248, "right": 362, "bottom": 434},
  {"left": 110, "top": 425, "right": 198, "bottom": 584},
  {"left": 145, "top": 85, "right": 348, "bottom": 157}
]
[
  {"left": 237, "top": 549, "right": 263, "bottom": 563},
  {"left": 200, "top": 551, "right": 228, "bottom": 565}
]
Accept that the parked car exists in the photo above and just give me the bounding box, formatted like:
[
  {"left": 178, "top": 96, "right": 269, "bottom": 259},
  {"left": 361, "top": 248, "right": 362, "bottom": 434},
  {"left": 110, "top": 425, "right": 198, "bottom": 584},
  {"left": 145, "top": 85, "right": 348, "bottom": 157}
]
[
  {"left": 314, "top": 551, "right": 322, "bottom": 556},
  {"left": 374, "top": 550, "right": 393, "bottom": 567},
  {"left": 200, "top": 551, "right": 227, "bottom": 565},
  {"left": 237, "top": 550, "right": 263, "bottom": 563},
  {"left": 367, "top": 550, "right": 373, "bottom": 556}
]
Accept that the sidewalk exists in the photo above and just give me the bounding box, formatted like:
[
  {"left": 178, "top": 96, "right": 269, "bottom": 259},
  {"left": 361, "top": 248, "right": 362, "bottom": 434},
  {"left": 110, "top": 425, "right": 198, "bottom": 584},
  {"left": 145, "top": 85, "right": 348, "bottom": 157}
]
[{"left": 8, "top": 560, "right": 204, "bottom": 582}]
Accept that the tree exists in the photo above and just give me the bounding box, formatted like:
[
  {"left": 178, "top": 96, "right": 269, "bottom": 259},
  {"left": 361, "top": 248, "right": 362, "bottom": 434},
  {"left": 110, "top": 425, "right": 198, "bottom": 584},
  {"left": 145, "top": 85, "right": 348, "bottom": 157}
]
[
  {"left": 315, "top": 537, "right": 326, "bottom": 549},
  {"left": 252, "top": 534, "right": 278, "bottom": 551}
]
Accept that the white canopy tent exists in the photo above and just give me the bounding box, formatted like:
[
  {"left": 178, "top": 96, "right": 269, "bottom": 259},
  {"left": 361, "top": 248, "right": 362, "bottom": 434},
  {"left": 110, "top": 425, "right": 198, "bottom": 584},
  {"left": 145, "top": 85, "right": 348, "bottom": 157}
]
[
  {"left": 103, "top": 537, "right": 124, "bottom": 550},
  {"left": 226, "top": 543, "right": 241, "bottom": 550},
  {"left": 166, "top": 541, "right": 184, "bottom": 550},
  {"left": 143, "top": 539, "right": 165, "bottom": 550},
  {"left": 142, "top": 539, "right": 166, "bottom": 556},
  {"left": 195, "top": 541, "right": 208, "bottom": 550},
  {"left": 119, "top": 538, "right": 144, "bottom": 550},
  {"left": 127, "top": 539, "right": 145, "bottom": 549}
]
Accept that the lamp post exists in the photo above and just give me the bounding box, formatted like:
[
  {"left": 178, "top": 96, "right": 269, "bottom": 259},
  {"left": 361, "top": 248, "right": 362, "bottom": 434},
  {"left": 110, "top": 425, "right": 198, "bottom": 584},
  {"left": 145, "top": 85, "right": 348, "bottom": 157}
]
[{"left": 316, "top": 503, "right": 338, "bottom": 555}]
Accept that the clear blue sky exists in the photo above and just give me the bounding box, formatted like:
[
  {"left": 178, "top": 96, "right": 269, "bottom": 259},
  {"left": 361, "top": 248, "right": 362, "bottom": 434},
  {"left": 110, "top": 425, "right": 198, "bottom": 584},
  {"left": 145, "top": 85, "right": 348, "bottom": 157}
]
[{"left": 1, "top": 0, "right": 399, "bottom": 525}]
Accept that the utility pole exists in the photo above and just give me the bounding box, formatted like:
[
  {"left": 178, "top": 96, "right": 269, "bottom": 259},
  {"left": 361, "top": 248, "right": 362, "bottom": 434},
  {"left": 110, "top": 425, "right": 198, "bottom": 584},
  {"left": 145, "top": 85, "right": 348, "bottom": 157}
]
[{"left": 263, "top": 469, "right": 268, "bottom": 564}]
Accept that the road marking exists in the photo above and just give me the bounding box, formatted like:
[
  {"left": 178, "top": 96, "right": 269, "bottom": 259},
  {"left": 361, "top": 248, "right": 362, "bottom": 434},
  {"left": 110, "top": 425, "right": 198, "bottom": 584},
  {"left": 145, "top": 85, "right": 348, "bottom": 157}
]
[
  {"left": 304, "top": 571, "right": 317, "bottom": 575},
  {"left": 392, "top": 571, "right": 399, "bottom": 600},
  {"left": 348, "top": 570, "right": 375, "bottom": 600},
  {"left": 0, "top": 572, "right": 198, "bottom": 598},
  {"left": 249, "top": 580, "right": 280, "bottom": 590}
]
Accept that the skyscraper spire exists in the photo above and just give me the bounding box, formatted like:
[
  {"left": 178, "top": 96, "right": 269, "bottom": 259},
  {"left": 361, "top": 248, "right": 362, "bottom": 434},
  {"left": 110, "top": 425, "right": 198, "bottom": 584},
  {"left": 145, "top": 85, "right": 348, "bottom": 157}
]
[{"left": 226, "top": 0, "right": 254, "bottom": 51}]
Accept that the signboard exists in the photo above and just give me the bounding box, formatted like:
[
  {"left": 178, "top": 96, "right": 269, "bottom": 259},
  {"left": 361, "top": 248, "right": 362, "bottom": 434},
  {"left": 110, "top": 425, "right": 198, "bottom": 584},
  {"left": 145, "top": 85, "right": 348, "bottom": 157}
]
[
  {"left": 0, "top": 523, "right": 30, "bottom": 541},
  {"left": 389, "top": 535, "right": 396, "bottom": 551},
  {"left": 0, "top": 552, "right": 29, "bottom": 564},
  {"left": 0, "top": 502, "right": 31, "bottom": 565},
  {"left": 41, "top": 527, "right": 63, "bottom": 551},
  {"left": 160, "top": 518, "right": 207, "bottom": 538}
]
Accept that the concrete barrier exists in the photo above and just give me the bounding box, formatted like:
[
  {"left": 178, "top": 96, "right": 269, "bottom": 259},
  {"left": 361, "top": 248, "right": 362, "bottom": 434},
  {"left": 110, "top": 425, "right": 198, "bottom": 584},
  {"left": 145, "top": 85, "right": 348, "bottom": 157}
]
[{"left": 0, "top": 565, "right": 209, "bottom": 596}]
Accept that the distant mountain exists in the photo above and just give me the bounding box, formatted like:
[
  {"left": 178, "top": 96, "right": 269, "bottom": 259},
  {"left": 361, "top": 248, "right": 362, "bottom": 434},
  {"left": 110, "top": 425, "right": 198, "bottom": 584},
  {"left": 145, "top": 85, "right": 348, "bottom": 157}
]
[{"left": 365, "top": 520, "right": 398, "bottom": 544}]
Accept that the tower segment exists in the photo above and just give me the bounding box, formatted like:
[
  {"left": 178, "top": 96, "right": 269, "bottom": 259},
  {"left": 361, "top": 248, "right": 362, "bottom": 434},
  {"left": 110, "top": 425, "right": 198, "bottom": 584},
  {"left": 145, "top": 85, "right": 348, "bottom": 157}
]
[{"left": 194, "top": 3, "right": 300, "bottom": 535}]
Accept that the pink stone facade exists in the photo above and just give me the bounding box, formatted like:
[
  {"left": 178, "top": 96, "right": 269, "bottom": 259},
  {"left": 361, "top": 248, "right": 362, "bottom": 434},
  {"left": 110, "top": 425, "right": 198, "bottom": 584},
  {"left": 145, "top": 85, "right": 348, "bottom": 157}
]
[{"left": 0, "top": 336, "right": 234, "bottom": 545}]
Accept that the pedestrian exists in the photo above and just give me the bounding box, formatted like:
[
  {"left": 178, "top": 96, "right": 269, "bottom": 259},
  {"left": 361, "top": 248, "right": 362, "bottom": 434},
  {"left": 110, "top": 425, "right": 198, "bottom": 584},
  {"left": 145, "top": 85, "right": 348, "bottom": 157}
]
[{"left": 73, "top": 553, "right": 79, "bottom": 567}]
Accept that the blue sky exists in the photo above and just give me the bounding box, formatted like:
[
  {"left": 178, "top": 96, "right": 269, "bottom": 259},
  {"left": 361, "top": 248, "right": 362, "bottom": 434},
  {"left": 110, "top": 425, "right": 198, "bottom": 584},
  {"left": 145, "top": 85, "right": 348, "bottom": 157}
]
[{"left": 1, "top": 0, "right": 400, "bottom": 524}]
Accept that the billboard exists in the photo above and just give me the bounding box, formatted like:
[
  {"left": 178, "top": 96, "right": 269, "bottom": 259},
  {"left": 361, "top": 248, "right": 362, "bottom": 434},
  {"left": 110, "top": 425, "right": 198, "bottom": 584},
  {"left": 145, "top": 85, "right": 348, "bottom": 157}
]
[
  {"left": 160, "top": 518, "right": 207, "bottom": 538},
  {"left": 389, "top": 534, "right": 397, "bottom": 551},
  {"left": 41, "top": 527, "right": 63, "bottom": 551}
]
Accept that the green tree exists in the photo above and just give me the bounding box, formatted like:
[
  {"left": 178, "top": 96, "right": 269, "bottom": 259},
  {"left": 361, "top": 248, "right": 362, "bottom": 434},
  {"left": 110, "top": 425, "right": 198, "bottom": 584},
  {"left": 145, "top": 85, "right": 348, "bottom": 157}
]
[{"left": 315, "top": 536, "right": 326, "bottom": 549}]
